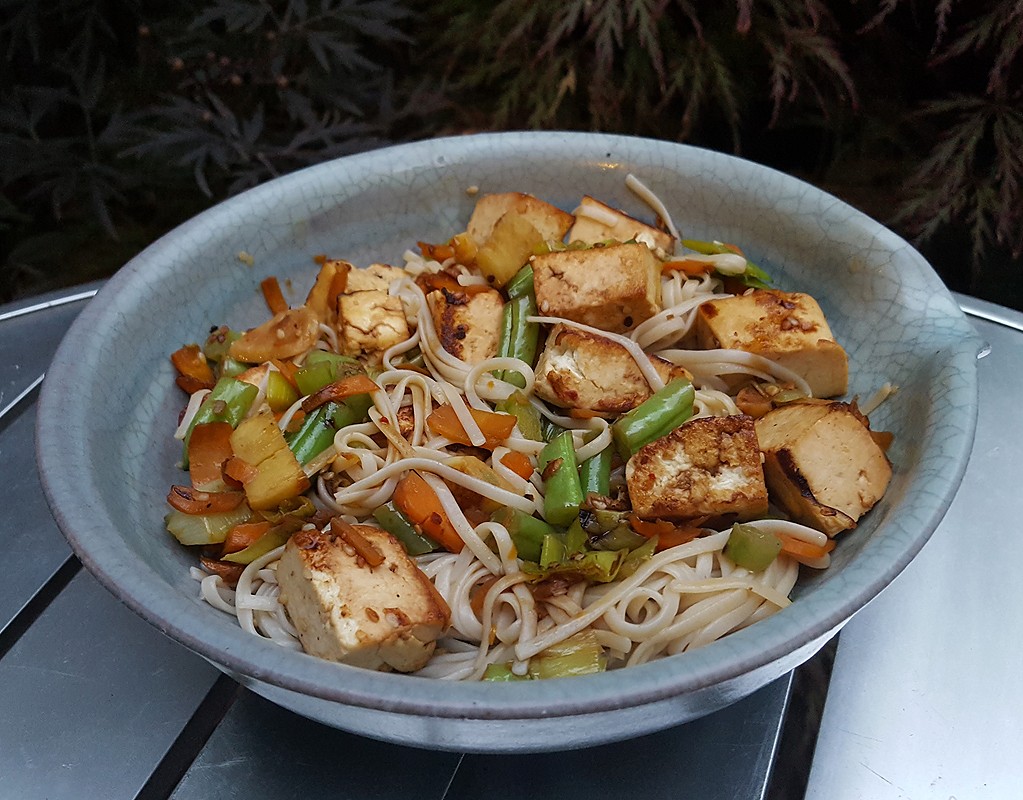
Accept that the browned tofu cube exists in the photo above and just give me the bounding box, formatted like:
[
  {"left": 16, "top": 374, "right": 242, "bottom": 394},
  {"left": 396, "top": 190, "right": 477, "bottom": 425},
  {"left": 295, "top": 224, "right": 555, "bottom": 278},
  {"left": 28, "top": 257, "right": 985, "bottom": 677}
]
[
  {"left": 531, "top": 242, "right": 661, "bottom": 333},
  {"left": 466, "top": 192, "right": 574, "bottom": 246},
  {"left": 277, "top": 524, "right": 451, "bottom": 672},
  {"left": 337, "top": 263, "right": 410, "bottom": 359},
  {"left": 568, "top": 195, "right": 674, "bottom": 254},
  {"left": 345, "top": 263, "right": 404, "bottom": 293},
  {"left": 694, "top": 289, "right": 848, "bottom": 397},
  {"left": 428, "top": 287, "right": 504, "bottom": 364},
  {"left": 755, "top": 401, "right": 892, "bottom": 535},
  {"left": 626, "top": 415, "right": 768, "bottom": 521},
  {"left": 533, "top": 324, "right": 692, "bottom": 413}
]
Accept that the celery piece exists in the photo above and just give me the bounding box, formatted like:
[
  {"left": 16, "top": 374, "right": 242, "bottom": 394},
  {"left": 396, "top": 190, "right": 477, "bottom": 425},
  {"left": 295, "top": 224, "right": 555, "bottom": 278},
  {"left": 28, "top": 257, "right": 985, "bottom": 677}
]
[
  {"left": 611, "top": 378, "right": 695, "bottom": 457},
  {"left": 373, "top": 503, "right": 438, "bottom": 556},
  {"left": 528, "top": 631, "right": 607, "bottom": 679},
  {"left": 724, "top": 522, "right": 782, "bottom": 571},
  {"left": 483, "top": 663, "right": 530, "bottom": 682},
  {"left": 218, "top": 356, "right": 249, "bottom": 378},
  {"left": 286, "top": 394, "right": 374, "bottom": 465},
  {"left": 182, "top": 377, "right": 259, "bottom": 467},
  {"left": 165, "top": 505, "right": 251, "bottom": 546},
  {"left": 222, "top": 518, "right": 304, "bottom": 564},
  {"left": 203, "top": 326, "right": 241, "bottom": 362},
  {"left": 491, "top": 507, "right": 556, "bottom": 562},
  {"left": 495, "top": 391, "right": 543, "bottom": 442},
  {"left": 538, "top": 431, "right": 584, "bottom": 526}
]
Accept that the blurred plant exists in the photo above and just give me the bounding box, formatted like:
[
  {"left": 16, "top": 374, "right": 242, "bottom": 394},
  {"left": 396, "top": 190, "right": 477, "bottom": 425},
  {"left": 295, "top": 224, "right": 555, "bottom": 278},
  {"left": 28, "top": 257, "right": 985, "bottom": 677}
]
[{"left": 418, "top": 0, "right": 857, "bottom": 151}]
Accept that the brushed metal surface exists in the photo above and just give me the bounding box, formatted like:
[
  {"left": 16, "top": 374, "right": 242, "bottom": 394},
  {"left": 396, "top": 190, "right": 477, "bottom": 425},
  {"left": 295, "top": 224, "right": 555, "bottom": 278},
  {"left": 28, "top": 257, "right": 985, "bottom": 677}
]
[{"left": 805, "top": 297, "right": 1023, "bottom": 799}]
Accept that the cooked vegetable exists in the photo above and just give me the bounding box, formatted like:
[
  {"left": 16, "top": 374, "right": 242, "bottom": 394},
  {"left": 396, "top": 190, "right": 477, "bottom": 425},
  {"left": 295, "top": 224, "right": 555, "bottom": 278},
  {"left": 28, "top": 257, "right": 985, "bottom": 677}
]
[
  {"left": 491, "top": 507, "right": 556, "bottom": 562},
  {"left": 286, "top": 395, "right": 374, "bottom": 465},
  {"left": 495, "top": 294, "right": 539, "bottom": 388},
  {"left": 426, "top": 404, "right": 517, "bottom": 449},
  {"left": 611, "top": 377, "right": 695, "bottom": 457},
  {"left": 392, "top": 471, "right": 464, "bottom": 553},
  {"left": 579, "top": 446, "right": 613, "bottom": 498},
  {"left": 724, "top": 523, "right": 783, "bottom": 571},
  {"left": 230, "top": 411, "right": 310, "bottom": 510},
  {"left": 495, "top": 391, "right": 543, "bottom": 441},
  {"left": 165, "top": 505, "right": 251, "bottom": 546},
  {"left": 373, "top": 503, "right": 439, "bottom": 556},
  {"left": 538, "top": 431, "right": 585, "bottom": 526},
  {"left": 182, "top": 377, "right": 259, "bottom": 467}
]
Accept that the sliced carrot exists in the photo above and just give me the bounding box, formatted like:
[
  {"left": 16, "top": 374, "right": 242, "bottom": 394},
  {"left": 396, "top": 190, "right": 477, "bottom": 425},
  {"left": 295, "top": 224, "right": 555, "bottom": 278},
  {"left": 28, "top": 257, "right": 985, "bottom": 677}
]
[
  {"left": 330, "top": 518, "right": 385, "bottom": 567},
  {"left": 223, "top": 455, "right": 259, "bottom": 485},
  {"left": 167, "top": 485, "right": 246, "bottom": 515},
  {"left": 567, "top": 408, "right": 610, "bottom": 420},
  {"left": 175, "top": 374, "right": 212, "bottom": 395},
  {"left": 427, "top": 403, "right": 517, "bottom": 449},
  {"left": 300, "top": 373, "right": 380, "bottom": 413},
  {"left": 222, "top": 521, "right": 272, "bottom": 555},
  {"left": 419, "top": 241, "right": 455, "bottom": 262},
  {"left": 629, "top": 515, "right": 705, "bottom": 551},
  {"left": 260, "top": 276, "right": 289, "bottom": 314},
  {"left": 776, "top": 532, "right": 836, "bottom": 560},
  {"left": 170, "top": 344, "right": 215, "bottom": 391},
  {"left": 661, "top": 258, "right": 715, "bottom": 277},
  {"left": 392, "top": 471, "right": 464, "bottom": 553},
  {"left": 500, "top": 450, "right": 535, "bottom": 481},
  {"left": 188, "top": 421, "right": 235, "bottom": 491}
]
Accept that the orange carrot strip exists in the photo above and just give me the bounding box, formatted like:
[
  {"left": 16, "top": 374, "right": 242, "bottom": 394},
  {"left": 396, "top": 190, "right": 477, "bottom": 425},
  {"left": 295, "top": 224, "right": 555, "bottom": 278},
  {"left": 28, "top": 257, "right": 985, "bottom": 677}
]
[
  {"left": 330, "top": 518, "right": 385, "bottom": 567},
  {"left": 500, "top": 450, "right": 535, "bottom": 480},
  {"left": 426, "top": 404, "right": 517, "bottom": 449},
  {"left": 260, "top": 276, "right": 289, "bottom": 314},
  {"left": 327, "top": 265, "right": 349, "bottom": 310},
  {"left": 170, "top": 344, "right": 215, "bottom": 390},
  {"left": 392, "top": 472, "right": 464, "bottom": 553},
  {"left": 776, "top": 532, "right": 836, "bottom": 560},
  {"left": 629, "top": 515, "right": 705, "bottom": 552},
  {"left": 567, "top": 408, "right": 609, "bottom": 420},
  {"left": 418, "top": 241, "right": 455, "bottom": 262},
  {"left": 223, "top": 455, "right": 259, "bottom": 485},
  {"left": 167, "top": 485, "right": 246, "bottom": 515},
  {"left": 188, "top": 422, "right": 235, "bottom": 490},
  {"left": 301, "top": 373, "right": 380, "bottom": 413},
  {"left": 222, "top": 521, "right": 272, "bottom": 555}
]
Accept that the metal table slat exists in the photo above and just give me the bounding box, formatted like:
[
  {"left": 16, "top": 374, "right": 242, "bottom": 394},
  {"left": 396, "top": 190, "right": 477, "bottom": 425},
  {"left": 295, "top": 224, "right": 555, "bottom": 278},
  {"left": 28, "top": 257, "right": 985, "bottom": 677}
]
[{"left": 0, "top": 570, "right": 220, "bottom": 800}]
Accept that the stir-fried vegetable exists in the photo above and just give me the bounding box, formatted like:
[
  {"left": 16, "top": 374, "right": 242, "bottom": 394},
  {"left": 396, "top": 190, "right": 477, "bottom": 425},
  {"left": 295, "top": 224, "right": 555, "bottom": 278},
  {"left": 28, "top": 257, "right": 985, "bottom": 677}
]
[{"left": 611, "top": 377, "right": 695, "bottom": 457}]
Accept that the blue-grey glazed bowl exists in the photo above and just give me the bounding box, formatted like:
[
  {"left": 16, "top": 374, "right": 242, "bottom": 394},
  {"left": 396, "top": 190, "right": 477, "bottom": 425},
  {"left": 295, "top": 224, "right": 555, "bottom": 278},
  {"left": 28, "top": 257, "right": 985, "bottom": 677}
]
[{"left": 37, "top": 132, "right": 980, "bottom": 752}]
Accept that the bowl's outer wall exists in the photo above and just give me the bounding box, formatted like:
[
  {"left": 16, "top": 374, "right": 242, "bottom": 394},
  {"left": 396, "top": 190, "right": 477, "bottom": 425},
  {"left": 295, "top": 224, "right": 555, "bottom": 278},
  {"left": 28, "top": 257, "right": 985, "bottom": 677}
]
[{"left": 37, "top": 132, "right": 980, "bottom": 748}]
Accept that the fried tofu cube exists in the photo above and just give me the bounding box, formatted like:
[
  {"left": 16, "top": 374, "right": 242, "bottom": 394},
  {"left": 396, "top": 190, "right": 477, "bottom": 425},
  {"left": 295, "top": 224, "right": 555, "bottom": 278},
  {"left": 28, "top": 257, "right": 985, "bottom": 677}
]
[
  {"left": 626, "top": 415, "right": 768, "bottom": 521},
  {"left": 568, "top": 195, "right": 674, "bottom": 254},
  {"left": 694, "top": 290, "right": 848, "bottom": 397},
  {"left": 336, "top": 264, "right": 410, "bottom": 359},
  {"left": 533, "top": 324, "right": 692, "bottom": 413},
  {"left": 277, "top": 524, "right": 451, "bottom": 672},
  {"left": 428, "top": 286, "right": 504, "bottom": 364},
  {"left": 755, "top": 401, "right": 892, "bottom": 535},
  {"left": 466, "top": 192, "right": 574, "bottom": 247},
  {"left": 532, "top": 242, "right": 661, "bottom": 333}
]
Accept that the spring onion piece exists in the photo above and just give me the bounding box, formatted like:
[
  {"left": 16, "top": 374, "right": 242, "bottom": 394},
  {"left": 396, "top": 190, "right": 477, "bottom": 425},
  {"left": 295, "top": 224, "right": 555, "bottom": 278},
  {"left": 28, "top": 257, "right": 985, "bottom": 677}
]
[
  {"left": 579, "top": 446, "right": 613, "bottom": 498},
  {"left": 295, "top": 351, "right": 362, "bottom": 395},
  {"left": 579, "top": 509, "right": 648, "bottom": 552},
  {"left": 611, "top": 377, "right": 695, "bottom": 457},
  {"left": 538, "top": 431, "right": 585, "bottom": 526},
  {"left": 265, "top": 370, "right": 299, "bottom": 412},
  {"left": 724, "top": 522, "right": 782, "bottom": 571},
  {"left": 539, "top": 532, "right": 566, "bottom": 567},
  {"left": 483, "top": 663, "right": 530, "bottom": 682},
  {"left": 373, "top": 503, "right": 439, "bottom": 556},
  {"left": 492, "top": 507, "right": 557, "bottom": 562},
  {"left": 681, "top": 238, "right": 772, "bottom": 288},
  {"left": 286, "top": 394, "right": 374, "bottom": 465},
  {"left": 495, "top": 391, "right": 543, "bottom": 441},
  {"left": 616, "top": 536, "right": 657, "bottom": 579},
  {"left": 528, "top": 631, "right": 606, "bottom": 679}
]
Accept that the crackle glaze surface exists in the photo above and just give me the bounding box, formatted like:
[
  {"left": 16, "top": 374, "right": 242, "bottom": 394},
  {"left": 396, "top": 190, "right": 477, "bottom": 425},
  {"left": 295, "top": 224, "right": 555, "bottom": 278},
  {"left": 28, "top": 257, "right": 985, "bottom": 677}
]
[{"left": 37, "top": 132, "right": 980, "bottom": 751}]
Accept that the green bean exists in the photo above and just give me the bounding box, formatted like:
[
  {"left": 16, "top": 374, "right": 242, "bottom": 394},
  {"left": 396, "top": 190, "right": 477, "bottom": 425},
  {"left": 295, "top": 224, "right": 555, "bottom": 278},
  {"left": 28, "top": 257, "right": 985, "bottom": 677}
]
[
  {"left": 579, "top": 445, "right": 612, "bottom": 498},
  {"left": 491, "top": 507, "right": 556, "bottom": 563},
  {"left": 286, "top": 394, "right": 374, "bottom": 465},
  {"left": 504, "top": 264, "right": 535, "bottom": 299},
  {"left": 538, "top": 431, "right": 584, "bottom": 526},
  {"left": 373, "top": 503, "right": 438, "bottom": 555},
  {"left": 495, "top": 391, "right": 543, "bottom": 441},
  {"left": 611, "top": 377, "right": 695, "bottom": 457},
  {"left": 182, "top": 376, "right": 259, "bottom": 466}
]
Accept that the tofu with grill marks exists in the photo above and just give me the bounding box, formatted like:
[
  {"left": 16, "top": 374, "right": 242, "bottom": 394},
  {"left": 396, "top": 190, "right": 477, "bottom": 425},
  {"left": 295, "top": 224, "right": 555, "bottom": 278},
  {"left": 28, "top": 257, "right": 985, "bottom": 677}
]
[
  {"left": 277, "top": 524, "right": 451, "bottom": 672},
  {"left": 694, "top": 289, "right": 848, "bottom": 397},
  {"left": 428, "top": 287, "right": 504, "bottom": 364},
  {"left": 755, "top": 401, "right": 892, "bottom": 535},
  {"left": 531, "top": 242, "right": 661, "bottom": 334},
  {"left": 533, "top": 324, "right": 691, "bottom": 413},
  {"left": 626, "top": 415, "right": 768, "bottom": 521}
]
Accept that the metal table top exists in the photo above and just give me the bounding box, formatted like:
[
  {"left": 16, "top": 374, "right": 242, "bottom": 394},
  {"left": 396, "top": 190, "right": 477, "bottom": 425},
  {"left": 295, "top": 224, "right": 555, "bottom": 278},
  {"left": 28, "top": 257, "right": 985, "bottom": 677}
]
[{"left": 0, "top": 284, "right": 1016, "bottom": 799}]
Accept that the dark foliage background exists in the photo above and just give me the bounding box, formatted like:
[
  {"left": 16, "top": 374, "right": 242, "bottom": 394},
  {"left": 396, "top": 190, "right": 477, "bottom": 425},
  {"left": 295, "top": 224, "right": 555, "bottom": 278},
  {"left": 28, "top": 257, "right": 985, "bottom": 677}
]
[{"left": 2, "top": 0, "right": 1021, "bottom": 309}]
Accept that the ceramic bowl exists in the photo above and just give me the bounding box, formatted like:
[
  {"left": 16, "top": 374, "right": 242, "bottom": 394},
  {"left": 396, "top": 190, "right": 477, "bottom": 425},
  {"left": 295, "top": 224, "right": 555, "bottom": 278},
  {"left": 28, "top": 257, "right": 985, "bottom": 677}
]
[{"left": 37, "top": 132, "right": 980, "bottom": 752}]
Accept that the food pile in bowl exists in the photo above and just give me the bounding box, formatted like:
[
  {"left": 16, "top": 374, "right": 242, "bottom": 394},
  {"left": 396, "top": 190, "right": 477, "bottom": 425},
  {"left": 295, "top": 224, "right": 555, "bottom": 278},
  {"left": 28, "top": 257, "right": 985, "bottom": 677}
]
[{"left": 164, "top": 177, "right": 895, "bottom": 682}]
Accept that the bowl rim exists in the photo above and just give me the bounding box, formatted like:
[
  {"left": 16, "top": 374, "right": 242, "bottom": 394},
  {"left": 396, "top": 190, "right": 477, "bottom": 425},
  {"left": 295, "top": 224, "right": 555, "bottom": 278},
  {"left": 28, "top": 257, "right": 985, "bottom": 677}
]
[{"left": 36, "top": 130, "right": 980, "bottom": 721}]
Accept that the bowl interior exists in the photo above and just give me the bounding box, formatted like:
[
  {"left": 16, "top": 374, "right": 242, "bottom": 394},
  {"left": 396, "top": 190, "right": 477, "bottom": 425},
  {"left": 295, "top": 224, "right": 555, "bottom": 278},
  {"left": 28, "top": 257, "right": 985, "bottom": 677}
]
[{"left": 37, "top": 132, "right": 980, "bottom": 735}]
